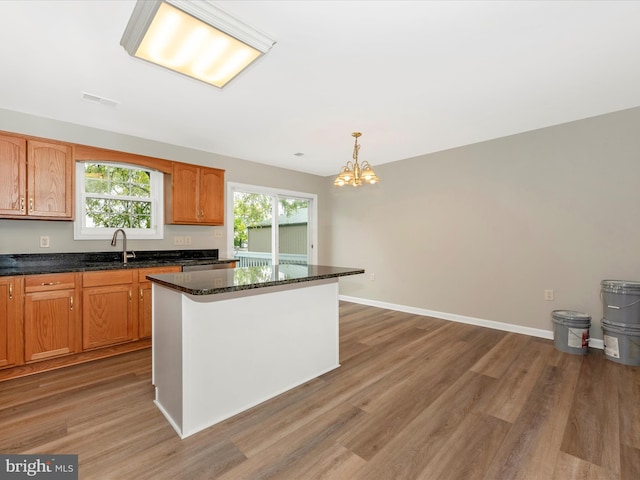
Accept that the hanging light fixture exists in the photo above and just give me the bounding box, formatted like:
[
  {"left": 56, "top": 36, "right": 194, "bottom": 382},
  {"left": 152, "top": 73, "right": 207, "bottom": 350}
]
[{"left": 334, "top": 132, "right": 379, "bottom": 187}]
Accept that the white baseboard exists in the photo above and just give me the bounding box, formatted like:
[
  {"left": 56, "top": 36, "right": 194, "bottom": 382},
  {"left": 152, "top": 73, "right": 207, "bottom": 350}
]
[{"left": 339, "top": 295, "right": 605, "bottom": 350}]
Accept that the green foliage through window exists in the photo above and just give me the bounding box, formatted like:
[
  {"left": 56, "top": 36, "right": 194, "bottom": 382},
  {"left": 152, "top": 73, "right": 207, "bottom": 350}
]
[
  {"left": 83, "top": 163, "right": 152, "bottom": 229},
  {"left": 233, "top": 193, "right": 271, "bottom": 249},
  {"left": 233, "top": 192, "right": 307, "bottom": 249}
]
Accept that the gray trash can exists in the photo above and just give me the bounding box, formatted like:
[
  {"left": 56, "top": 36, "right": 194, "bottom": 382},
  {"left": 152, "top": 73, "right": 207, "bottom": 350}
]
[
  {"left": 551, "top": 310, "right": 591, "bottom": 355},
  {"left": 601, "top": 280, "right": 640, "bottom": 325},
  {"left": 602, "top": 319, "right": 640, "bottom": 366}
]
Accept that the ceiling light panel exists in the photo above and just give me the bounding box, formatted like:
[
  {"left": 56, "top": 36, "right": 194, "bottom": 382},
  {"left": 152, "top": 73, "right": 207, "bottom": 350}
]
[{"left": 121, "top": 0, "right": 276, "bottom": 88}]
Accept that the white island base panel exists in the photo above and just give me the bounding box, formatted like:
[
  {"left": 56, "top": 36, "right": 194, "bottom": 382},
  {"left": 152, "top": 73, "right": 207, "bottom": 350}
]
[{"left": 152, "top": 279, "right": 340, "bottom": 439}]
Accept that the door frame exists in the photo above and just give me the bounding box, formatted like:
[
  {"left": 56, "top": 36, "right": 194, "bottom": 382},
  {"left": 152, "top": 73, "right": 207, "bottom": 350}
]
[{"left": 226, "top": 182, "right": 318, "bottom": 265}]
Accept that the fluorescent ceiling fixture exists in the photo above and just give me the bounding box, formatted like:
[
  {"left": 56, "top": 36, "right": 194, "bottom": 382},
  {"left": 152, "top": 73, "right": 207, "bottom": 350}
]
[{"left": 121, "top": 0, "right": 276, "bottom": 88}]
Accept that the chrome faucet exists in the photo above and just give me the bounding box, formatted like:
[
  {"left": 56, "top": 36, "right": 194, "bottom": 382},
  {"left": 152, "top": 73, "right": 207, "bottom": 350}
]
[{"left": 111, "top": 228, "right": 135, "bottom": 264}]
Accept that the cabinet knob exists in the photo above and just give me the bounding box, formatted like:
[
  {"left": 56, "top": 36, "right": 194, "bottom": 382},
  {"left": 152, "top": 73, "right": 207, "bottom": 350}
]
[
  {"left": 20, "top": 197, "right": 25, "bottom": 212},
  {"left": 139, "top": 288, "right": 143, "bottom": 301},
  {"left": 8, "top": 283, "right": 12, "bottom": 300},
  {"left": 70, "top": 295, "right": 74, "bottom": 311},
  {"left": 129, "top": 289, "right": 133, "bottom": 301},
  {"left": 29, "top": 197, "right": 34, "bottom": 211}
]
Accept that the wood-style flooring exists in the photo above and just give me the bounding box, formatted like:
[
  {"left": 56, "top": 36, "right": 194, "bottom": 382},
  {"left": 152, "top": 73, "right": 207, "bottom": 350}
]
[{"left": 1, "top": 301, "right": 639, "bottom": 479}]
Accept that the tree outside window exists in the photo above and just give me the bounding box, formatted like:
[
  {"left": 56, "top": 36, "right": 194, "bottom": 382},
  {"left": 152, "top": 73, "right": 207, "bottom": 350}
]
[
  {"left": 74, "top": 162, "right": 164, "bottom": 240},
  {"left": 233, "top": 192, "right": 307, "bottom": 250}
]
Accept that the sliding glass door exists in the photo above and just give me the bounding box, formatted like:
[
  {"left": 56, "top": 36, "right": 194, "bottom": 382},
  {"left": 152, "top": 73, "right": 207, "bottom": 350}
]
[
  {"left": 277, "top": 196, "right": 310, "bottom": 265},
  {"left": 228, "top": 184, "right": 317, "bottom": 267}
]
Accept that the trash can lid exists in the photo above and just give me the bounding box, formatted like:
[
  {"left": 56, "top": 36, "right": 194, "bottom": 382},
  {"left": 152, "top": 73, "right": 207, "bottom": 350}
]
[
  {"left": 602, "top": 318, "right": 640, "bottom": 333},
  {"left": 552, "top": 310, "right": 591, "bottom": 321},
  {"left": 601, "top": 280, "right": 640, "bottom": 294}
]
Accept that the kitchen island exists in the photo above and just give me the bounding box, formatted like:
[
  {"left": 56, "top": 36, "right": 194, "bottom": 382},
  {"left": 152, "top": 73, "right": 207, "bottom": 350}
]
[{"left": 147, "top": 264, "right": 364, "bottom": 438}]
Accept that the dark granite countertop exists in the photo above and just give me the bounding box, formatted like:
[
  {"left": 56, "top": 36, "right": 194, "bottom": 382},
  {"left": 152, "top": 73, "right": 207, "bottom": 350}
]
[
  {"left": 0, "top": 249, "right": 236, "bottom": 276},
  {"left": 147, "top": 264, "right": 365, "bottom": 295}
]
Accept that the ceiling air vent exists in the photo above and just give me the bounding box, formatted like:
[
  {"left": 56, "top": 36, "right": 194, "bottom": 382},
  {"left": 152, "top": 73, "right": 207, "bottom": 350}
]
[{"left": 81, "top": 92, "right": 120, "bottom": 108}]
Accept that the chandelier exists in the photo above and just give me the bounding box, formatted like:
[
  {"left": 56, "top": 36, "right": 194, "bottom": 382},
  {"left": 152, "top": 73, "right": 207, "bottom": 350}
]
[{"left": 333, "top": 132, "right": 379, "bottom": 187}]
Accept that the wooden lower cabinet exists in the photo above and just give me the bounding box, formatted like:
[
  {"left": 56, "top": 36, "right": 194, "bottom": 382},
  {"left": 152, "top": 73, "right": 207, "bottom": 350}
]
[
  {"left": 0, "top": 276, "right": 23, "bottom": 368},
  {"left": 138, "top": 266, "right": 180, "bottom": 339},
  {"left": 24, "top": 273, "right": 80, "bottom": 362},
  {"left": 0, "top": 264, "right": 193, "bottom": 381},
  {"left": 139, "top": 283, "right": 153, "bottom": 339},
  {"left": 82, "top": 270, "right": 135, "bottom": 350}
]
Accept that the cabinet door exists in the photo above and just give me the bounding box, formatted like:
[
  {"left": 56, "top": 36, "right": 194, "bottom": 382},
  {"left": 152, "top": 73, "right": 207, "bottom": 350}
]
[
  {"left": 24, "top": 289, "right": 78, "bottom": 362},
  {"left": 0, "top": 134, "right": 27, "bottom": 217},
  {"left": 138, "top": 283, "right": 153, "bottom": 339},
  {"left": 23, "top": 273, "right": 79, "bottom": 362},
  {"left": 170, "top": 163, "right": 199, "bottom": 223},
  {"left": 0, "top": 277, "right": 23, "bottom": 368},
  {"left": 83, "top": 284, "right": 135, "bottom": 350},
  {"left": 27, "top": 140, "right": 73, "bottom": 219},
  {"left": 199, "top": 167, "right": 224, "bottom": 225},
  {"left": 137, "top": 266, "right": 180, "bottom": 339},
  {"left": 168, "top": 163, "right": 225, "bottom": 225}
]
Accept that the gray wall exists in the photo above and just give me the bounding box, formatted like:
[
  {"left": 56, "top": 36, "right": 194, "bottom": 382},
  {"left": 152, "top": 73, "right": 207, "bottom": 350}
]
[
  {"left": 4, "top": 106, "right": 640, "bottom": 340},
  {"left": 0, "top": 108, "right": 329, "bottom": 260},
  {"left": 327, "top": 107, "right": 640, "bottom": 340}
]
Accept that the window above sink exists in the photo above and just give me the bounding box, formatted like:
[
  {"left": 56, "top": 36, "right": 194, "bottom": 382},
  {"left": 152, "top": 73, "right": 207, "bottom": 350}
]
[{"left": 74, "top": 162, "right": 164, "bottom": 240}]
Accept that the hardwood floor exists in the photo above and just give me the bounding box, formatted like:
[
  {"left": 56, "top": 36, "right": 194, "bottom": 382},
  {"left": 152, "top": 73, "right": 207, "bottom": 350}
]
[{"left": 1, "top": 301, "right": 639, "bottom": 479}]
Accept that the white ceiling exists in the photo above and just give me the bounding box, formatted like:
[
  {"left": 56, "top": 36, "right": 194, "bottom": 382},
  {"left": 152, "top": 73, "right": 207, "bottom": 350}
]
[{"left": 1, "top": 1, "right": 640, "bottom": 177}]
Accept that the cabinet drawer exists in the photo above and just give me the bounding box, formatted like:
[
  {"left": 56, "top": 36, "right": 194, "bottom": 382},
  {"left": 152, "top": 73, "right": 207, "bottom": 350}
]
[
  {"left": 137, "top": 266, "right": 180, "bottom": 283},
  {"left": 25, "top": 273, "right": 76, "bottom": 292},
  {"left": 83, "top": 270, "right": 134, "bottom": 287}
]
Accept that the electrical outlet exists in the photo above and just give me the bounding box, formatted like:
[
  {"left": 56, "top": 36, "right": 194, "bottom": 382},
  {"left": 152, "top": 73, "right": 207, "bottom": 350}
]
[
  {"left": 370, "top": 273, "right": 375, "bottom": 281},
  {"left": 39, "top": 236, "right": 50, "bottom": 248},
  {"left": 184, "top": 236, "right": 192, "bottom": 245},
  {"left": 214, "top": 230, "right": 223, "bottom": 238},
  {"left": 544, "top": 289, "right": 554, "bottom": 301},
  {"left": 174, "top": 236, "right": 184, "bottom": 245}
]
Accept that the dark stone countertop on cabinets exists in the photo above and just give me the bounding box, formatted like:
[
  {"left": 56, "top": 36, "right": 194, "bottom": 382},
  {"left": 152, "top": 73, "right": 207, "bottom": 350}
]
[
  {"left": 0, "top": 249, "right": 236, "bottom": 276},
  {"left": 146, "top": 264, "right": 365, "bottom": 296}
]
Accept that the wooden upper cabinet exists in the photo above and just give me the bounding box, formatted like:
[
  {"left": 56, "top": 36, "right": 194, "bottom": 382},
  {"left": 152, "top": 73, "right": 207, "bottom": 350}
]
[
  {"left": 199, "top": 167, "right": 225, "bottom": 224},
  {"left": 27, "top": 140, "right": 74, "bottom": 219},
  {"left": 169, "top": 163, "right": 198, "bottom": 223},
  {"left": 0, "top": 134, "right": 73, "bottom": 220},
  {"left": 0, "top": 134, "right": 27, "bottom": 216},
  {"left": 167, "top": 163, "right": 224, "bottom": 225}
]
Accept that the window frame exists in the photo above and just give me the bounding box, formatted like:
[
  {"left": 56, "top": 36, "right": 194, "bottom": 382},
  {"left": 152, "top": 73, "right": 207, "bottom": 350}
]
[
  {"left": 74, "top": 161, "right": 165, "bottom": 240},
  {"left": 226, "top": 182, "right": 318, "bottom": 265}
]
